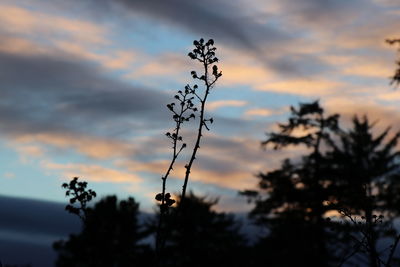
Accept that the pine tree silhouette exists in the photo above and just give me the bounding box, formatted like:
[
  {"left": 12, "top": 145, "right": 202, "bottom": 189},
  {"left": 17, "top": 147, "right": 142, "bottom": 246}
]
[
  {"left": 326, "top": 116, "right": 400, "bottom": 266},
  {"left": 242, "top": 101, "right": 342, "bottom": 266}
]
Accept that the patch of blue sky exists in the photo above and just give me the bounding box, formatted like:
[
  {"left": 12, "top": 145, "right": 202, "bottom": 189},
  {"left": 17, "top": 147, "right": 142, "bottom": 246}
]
[
  {"left": 341, "top": 74, "right": 388, "bottom": 88},
  {"left": 135, "top": 77, "right": 186, "bottom": 94},
  {"left": 0, "top": 141, "right": 20, "bottom": 167},
  {"left": 211, "top": 107, "right": 248, "bottom": 120},
  {"left": 0, "top": 149, "right": 63, "bottom": 202},
  {"left": 0, "top": 144, "right": 136, "bottom": 202},
  {"left": 111, "top": 16, "right": 193, "bottom": 57},
  {"left": 374, "top": 94, "right": 400, "bottom": 108}
]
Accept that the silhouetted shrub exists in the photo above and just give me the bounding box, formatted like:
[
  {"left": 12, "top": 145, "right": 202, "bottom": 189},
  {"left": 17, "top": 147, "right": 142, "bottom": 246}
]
[
  {"left": 154, "top": 192, "right": 247, "bottom": 267},
  {"left": 53, "top": 195, "right": 151, "bottom": 267}
]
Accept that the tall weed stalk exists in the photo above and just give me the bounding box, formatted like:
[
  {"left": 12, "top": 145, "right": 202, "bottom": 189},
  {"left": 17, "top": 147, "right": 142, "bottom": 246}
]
[{"left": 155, "top": 38, "right": 222, "bottom": 263}]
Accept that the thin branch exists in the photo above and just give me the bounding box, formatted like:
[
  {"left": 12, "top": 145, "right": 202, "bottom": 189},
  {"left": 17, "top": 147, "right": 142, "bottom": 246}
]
[
  {"left": 155, "top": 83, "right": 195, "bottom": 261},
  {"left": 386, "top": 233, "right": 400, "bottom": 266},
  {"left": 181, "top": 38, "right": 221, "bottom": 203}
]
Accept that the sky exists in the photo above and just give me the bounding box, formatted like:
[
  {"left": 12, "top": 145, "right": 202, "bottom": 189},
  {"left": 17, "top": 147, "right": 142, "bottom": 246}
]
[{"left": 1, "top": 0, "right": 400, "bottom": 213}]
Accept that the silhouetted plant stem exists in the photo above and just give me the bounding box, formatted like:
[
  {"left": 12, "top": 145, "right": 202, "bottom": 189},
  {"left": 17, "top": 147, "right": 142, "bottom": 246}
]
[
  {"left": 338, "top": 242, "right": 363, "bottom": 267},
  {"left": 155, "top": 89, "right": 193, "bottom": 259},
  {"left": 154, "top": 38, "right": 221, "bottom": 266},
  {"left": 386, "top": 233, "right": 400, "bottom": 266},
  {"left": 181, "top": 38, "right": 221, "bottom": 203},
  {"left": 334, "top": 206, "right": 390, "bottom": 266},
  {"left": 181, "top": 88, "right": 207, "bottom": 201},
  {"left": 365, "top": 197, "right": 379, "bottom": 267}
]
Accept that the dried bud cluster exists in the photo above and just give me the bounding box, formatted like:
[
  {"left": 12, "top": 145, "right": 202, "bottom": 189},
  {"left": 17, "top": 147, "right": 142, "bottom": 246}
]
[
  {"left": 156, "top": 78, "right": 201, "bottom": 209},
  {"left": 155, "top": 192, "right": 176, "bottom": 212},
  {"left": 166, "top": 86, "right": 197, "bottom": 127},
  {"left": 188, "top": 38, "right": 222, "bottom": 82}
]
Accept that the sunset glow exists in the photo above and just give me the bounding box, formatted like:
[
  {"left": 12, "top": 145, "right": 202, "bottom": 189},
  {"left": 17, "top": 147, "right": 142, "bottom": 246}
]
[{"left": 1, "top": 0, "right": 400, "bottom": 213}]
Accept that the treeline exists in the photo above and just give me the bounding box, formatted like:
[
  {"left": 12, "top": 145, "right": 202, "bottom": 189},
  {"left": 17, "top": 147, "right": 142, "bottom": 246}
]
[
  {"left": 53, "top": 101, "right": 400, "bottom": 267},
  {"left": 53, "top": 192, "right": 247, "bottom": 267}
]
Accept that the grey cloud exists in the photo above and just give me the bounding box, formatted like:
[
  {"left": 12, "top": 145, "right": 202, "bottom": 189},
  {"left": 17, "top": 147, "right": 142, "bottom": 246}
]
[
  {"left": 0, "top": 51, "right": 170, "bottom": 138},
  {"left": 211, "top": 115, "right": 268, "bottom": 138},
  {"left": 82, "top": 0, "right": 336, "bottom": 77},
  {"left": 276, "top": 0, "right": 371, "bottom": 27},
  {"left": 86, "top": 0, "right": 289, "bottom": 51},
  {"left": 268, "top": 53, "right": 333, "bottom": 77},
  {"left": 38, "top": 0, "right": 340, "bottom": 77}
]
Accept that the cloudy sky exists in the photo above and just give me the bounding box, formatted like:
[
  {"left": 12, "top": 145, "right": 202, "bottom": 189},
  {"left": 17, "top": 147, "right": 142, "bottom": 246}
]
[{"left": 1, "top": 0, "right": 400, "bottom": 212}]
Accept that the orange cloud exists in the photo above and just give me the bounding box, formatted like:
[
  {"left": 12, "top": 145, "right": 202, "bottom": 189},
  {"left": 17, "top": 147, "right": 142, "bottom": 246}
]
[
  {"left": 324, "top": 97, "right": 400, "bottom": 133},
  {"left": 117, "top": 134, "right": 306, "bottom": 192},
  {"left": 42, "top": 161, "right": 142, "bottom": 183},
  {"left": 322, "top": 54, "right": 393, "bottom": 79},
  {"left": 244, "top": 108, "right": 275, "bottom": 117},
  {"left": 54, "top": 41, "right": 137, "bottom": 70},
  {"left": 126, "top": 53, "right": 190, "bottom": 77},
  {"left": 3, "top": 172, "right": 15, "bottom": 179},
  {"left": 14, "top": 133, "right": 137, "bottom": 159},
  {"left": 208, "top": 100, "right": 247, "bottom": 111},
  {"left": 121, "top": 159, "right": 255, "bottom": 190},
  {"left": 0, "top": 4, "right": 107, "bottom": 45},
  {"left": 15, "top": 145, "right": 45, "bottom": 157},
  {"left": 377, "top": 91, "right": 400, "bottom": 102},
  {"left": 0, "top": 36, "right": 48, "bottom": 55},
  {"left": 219, "top": 61, "right": 275, "bottom": 87},
  {"left": 256, "top": 79, "right": 344, "bottom": 96}
]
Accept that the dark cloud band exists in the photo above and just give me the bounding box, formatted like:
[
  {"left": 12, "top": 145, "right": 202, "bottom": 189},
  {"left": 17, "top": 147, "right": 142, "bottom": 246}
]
[{"left": 0, "top": 50, "right": 169, "bottom": 137}]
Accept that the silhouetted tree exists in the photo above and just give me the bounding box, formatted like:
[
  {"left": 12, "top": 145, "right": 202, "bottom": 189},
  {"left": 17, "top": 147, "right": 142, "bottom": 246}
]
[
  {"left": 242, "top": 101, "right": 342, "bottom": 266},
  {"left": 53, "top": 195, "right": 150, "bottom": 267},
  {"left": 243, "top": 100, "right": 400, "bottom": 266},
  {"left": 153, "top": 192, "right": 247, "bottom": 267},
  {"left": 325, "top": 116, "right": 400, "bottom": 266}
]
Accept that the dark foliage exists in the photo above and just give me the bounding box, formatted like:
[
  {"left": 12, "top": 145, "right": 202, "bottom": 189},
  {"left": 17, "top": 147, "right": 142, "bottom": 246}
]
[
  {"left": 243, "top": 101, "right": 400, "bottom": 266},
  {"left": 242, "top": 101, "right": 341, "bottom": 266},
  {"left": 153, "top": 192, "right": 248, "bottom": 267},
  {"left": 327, "top": 116, "right": 400, "bottom": 216},
  {"left": 61, "top": 177, "right": 96, "bottom": 221},
  {"left": 325, "top": 116, "right": 400, "bottom": 266},
  {"left": 53, "top": 196, "right": 151, "bottom": 267}
]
